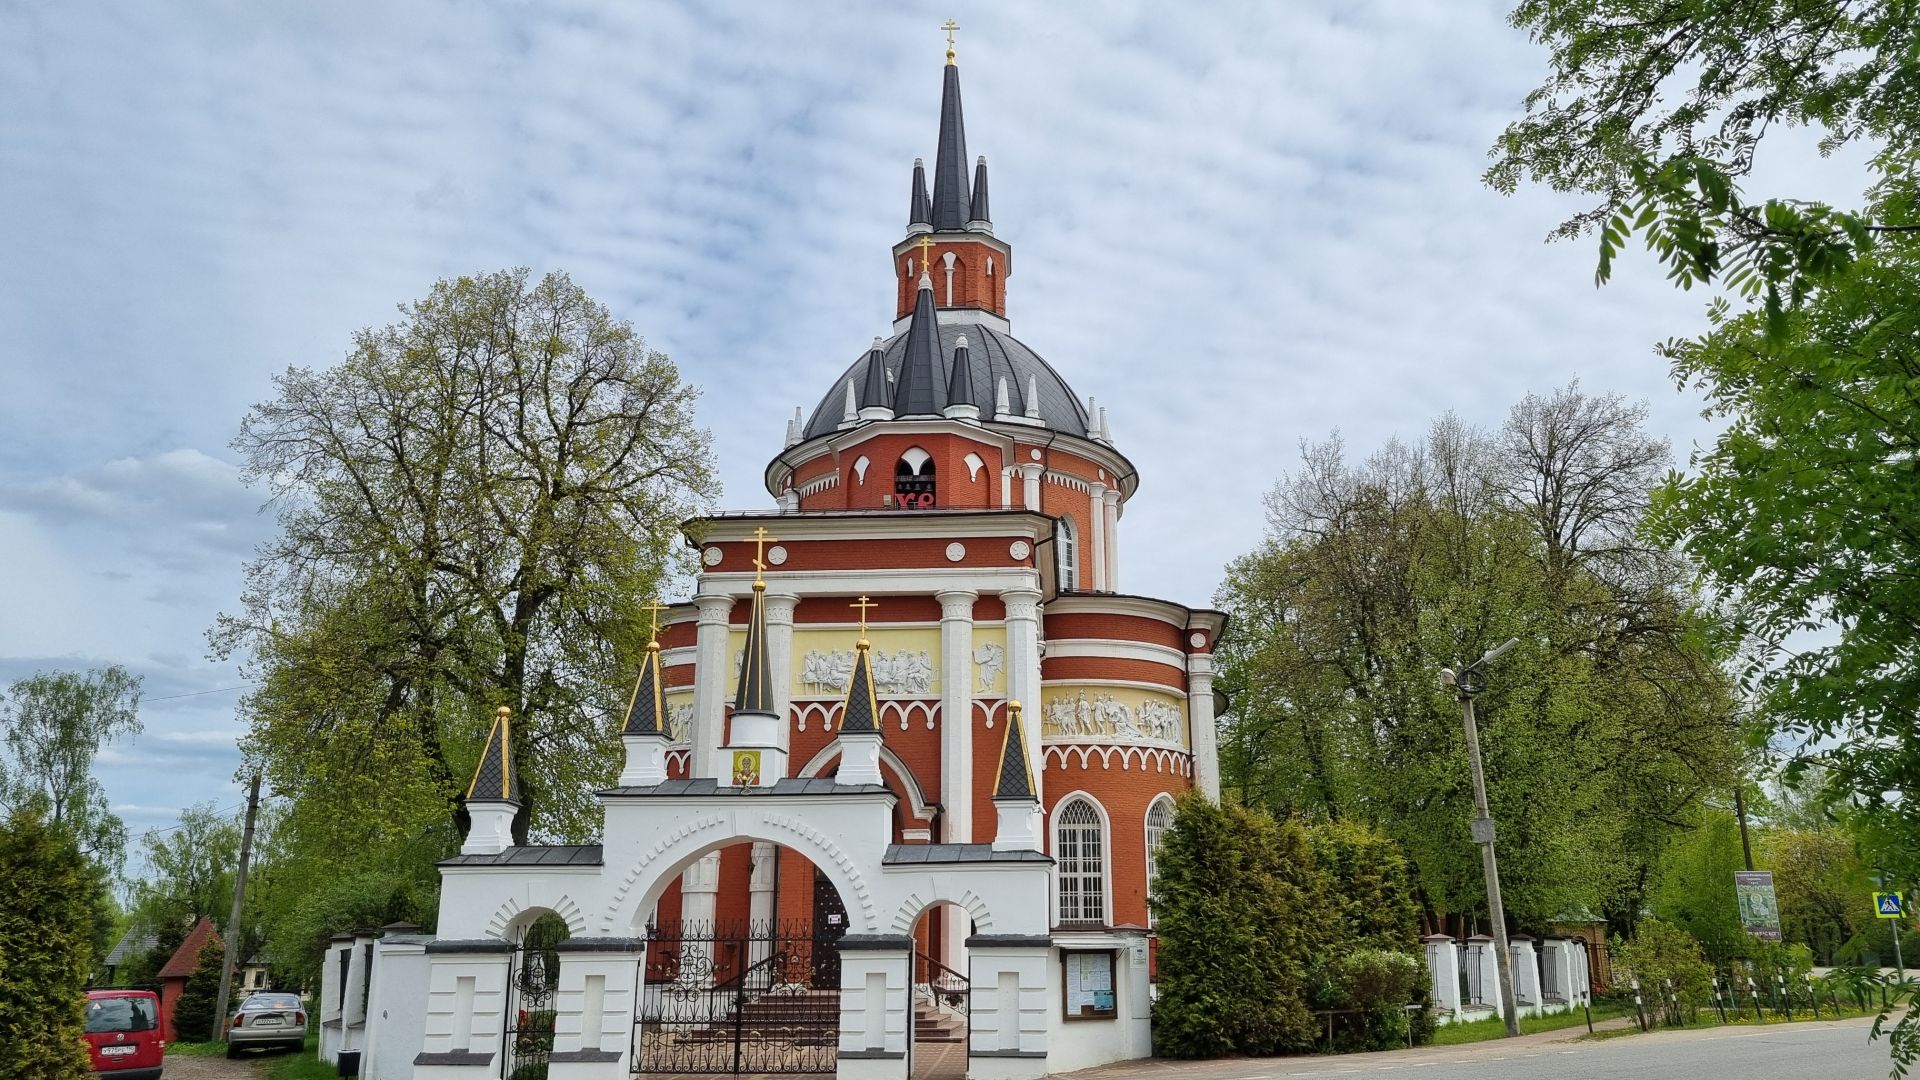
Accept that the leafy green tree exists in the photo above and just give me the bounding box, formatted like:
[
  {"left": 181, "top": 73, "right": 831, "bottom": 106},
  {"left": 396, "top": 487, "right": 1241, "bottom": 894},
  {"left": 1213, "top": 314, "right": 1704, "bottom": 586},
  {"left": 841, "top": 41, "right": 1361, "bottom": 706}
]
[
  {"left": 1761, "top": 827, "right": 1869, "bottom": 964},
  {"left": 1152, "top": 795, "right": 1327, "bottom": 1057},
  {"left": 170, "top": 936, "right": 225, "bottom": 1043},
  {"left": 1217, "top": 386, "right": 1740, "bottom": 933},
  {"left": 1647, "top": 806, "right": 1746, "bottom": 959},
  {"left": 212, "top": 268, "right": 719, "bottom": 846},
  {"left": 129, "top": 803, "right": 241, "bottom": 936},
  {"left": 0, "top": 808, "right": 95, "bottom": 1079},
  {"left": 1612, "top": 917, "right": 1716, "bottom": 1019},
  {"left": 1308, "top": 819, "right": 1421, "bottom": 952}
]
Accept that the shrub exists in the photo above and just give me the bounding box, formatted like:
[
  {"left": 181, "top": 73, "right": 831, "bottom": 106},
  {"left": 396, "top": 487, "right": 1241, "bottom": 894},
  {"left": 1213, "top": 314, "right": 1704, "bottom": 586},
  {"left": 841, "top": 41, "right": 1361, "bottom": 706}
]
[
  {"left": 0, "top": 808, "right": 95, "bottom": 1080},
  {"left": 1317, "top": 949, "right": 1428, "bottom": 1051},
  {"left": 1152, "top": 795, "right": 1326, "bottom": 1057},
  {"left": 1611, "top": 917, "right": 1715, "bottom": 1023},
  {"left": 170, "top": 936, "right": 226, "bottom": 1042}
]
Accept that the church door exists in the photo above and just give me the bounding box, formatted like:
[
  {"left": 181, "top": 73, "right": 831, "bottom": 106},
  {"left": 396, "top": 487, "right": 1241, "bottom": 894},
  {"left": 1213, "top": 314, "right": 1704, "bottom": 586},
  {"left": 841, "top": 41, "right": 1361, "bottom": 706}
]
[{"left": 811, "top": 866, "right": 848, "bottom": 986}]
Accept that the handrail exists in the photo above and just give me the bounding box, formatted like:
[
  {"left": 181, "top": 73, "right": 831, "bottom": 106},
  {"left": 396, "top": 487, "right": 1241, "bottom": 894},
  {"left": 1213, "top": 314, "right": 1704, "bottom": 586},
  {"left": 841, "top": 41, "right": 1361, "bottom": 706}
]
[{"left": 914, "top": 949, "right": 970, "bottom": 1011}]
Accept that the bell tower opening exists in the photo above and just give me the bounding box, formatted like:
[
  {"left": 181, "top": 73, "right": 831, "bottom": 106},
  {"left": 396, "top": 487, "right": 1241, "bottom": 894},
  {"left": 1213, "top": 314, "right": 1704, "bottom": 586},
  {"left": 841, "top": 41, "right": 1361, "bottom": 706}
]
[{"left": 895, "top": 447, "right": 937, "bottom": 508}]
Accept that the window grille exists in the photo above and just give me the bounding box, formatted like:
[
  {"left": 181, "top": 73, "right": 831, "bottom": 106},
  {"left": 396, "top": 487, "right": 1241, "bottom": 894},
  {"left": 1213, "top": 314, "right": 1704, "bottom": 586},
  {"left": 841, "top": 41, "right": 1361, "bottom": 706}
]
[
  {"left": 1057, "top": 517, "right": 1078, "bottom": 591},
  {"left": 1056, "top": 799, "right": 1105, "bottom": 925}
]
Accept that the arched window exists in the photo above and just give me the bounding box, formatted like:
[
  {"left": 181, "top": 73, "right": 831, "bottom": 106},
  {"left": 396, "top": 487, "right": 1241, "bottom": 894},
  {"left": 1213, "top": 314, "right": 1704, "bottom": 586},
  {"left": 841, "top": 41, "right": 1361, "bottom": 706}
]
[
  {"left": 1144, "top": 797, "right": 1174, "bottom": 924},
  {"left": 1057, "top": 516, "right": 1078, "bottom": 591},
  {"left": 895, "top": 447, "right": 935, "bottom": 508},
  {"left": 1055, "top": 798, "right": 1105, "bottom": 925}
]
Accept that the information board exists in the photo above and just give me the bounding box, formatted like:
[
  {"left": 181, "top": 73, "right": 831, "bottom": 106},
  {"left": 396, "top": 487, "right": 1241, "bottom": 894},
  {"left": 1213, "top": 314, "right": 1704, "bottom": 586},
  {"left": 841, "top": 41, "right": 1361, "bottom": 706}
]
[
  {"left": 1062, "top": 951, "right": 1117, "bottom": 1018},
  {"left": 1735, "top": 870, "right": 1782, "bottom": 940}
]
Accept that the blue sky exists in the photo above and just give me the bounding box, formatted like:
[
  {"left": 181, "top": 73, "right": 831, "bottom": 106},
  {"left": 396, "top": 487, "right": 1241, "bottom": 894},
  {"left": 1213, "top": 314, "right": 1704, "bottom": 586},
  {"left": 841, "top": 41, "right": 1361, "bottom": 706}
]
[{"left": 0, "top": 2, "right": 1872, "bottom": 856}]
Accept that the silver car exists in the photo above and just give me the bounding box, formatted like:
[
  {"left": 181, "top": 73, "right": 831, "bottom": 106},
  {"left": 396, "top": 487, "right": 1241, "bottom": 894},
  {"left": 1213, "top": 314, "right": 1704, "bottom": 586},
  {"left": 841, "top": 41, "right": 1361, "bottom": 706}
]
[{"left": 226, "top": 991, "right": 307, "bottom": 1056}]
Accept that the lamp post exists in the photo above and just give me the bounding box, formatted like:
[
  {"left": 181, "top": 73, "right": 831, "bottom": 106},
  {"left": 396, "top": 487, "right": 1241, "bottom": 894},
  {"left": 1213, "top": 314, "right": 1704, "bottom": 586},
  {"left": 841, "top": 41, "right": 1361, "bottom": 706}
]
[{"left": 1442, "top": 637, "right": 1522, "bottom": 1038}]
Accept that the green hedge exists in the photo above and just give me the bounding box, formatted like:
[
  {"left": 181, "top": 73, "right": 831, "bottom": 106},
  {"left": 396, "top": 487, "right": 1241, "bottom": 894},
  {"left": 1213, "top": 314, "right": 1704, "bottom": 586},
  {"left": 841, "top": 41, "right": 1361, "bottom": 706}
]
[{"left": 0, "top": 809, "right": 95, "bottom": 1080}]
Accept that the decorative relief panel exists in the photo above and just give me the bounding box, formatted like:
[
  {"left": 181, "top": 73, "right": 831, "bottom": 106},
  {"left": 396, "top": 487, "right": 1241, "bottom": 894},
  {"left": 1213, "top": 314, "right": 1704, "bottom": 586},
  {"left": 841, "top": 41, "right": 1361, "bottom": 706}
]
[
  {"left": 972, "top": 641, "right": 1005, "bottom": 693},
  {"left": 663, "top": 697, "right": 694, "bottom": 744},
  {"left": 1041, "top": 687, "right": 1187, "bottom": 748},
  {"left": 799, "top": 649, "right": 934, "bottom": 695}
]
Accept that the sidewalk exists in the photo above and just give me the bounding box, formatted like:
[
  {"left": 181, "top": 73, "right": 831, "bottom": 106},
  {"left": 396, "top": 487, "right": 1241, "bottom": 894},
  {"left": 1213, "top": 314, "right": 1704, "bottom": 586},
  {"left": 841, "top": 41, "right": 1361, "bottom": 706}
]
[{"left": 1057, "top": 1015, "right": 1644, "bottom": 1080}]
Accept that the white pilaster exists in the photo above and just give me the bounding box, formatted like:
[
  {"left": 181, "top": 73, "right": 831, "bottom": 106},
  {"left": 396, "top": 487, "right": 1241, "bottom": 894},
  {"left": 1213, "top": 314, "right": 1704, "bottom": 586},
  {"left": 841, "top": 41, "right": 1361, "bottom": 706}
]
[
  {"left": 937, "top": 590, "right": 978, "bottom": 844},
  {"left": 617, "top": 733, "right": 669, "bottom": 788},
  {"left": 460, "top": 802, "right": 517, "bottom": 856},
  {"left": 1019, "top": 463, "right": 1043, "bottom": 511},
  {"left": 1001, "top": 586, "right": 1044, "bottom": 808},
  {"left": 1511, "top": 937, "right": 1541, "bottom": 1012},
  {"left": 1087, "top": 482, "right": 1107, "bottom": 592},
  {"left": 1186, "top": 653, "right": 1221, "bottom": 801},
  {"left": 1101, "top": 489, "right": 1120, "bottom": 591},
  {"left": 838, "top": 939, "right": 911, "bottom": 1080},
  {"left": 748, "top": 843, "right": 777, "bottom": 970},
  {"left": 547, "top": 942, "right": 641, "bottom": 1079},
  {"left": 678, "top": 853, "right": 722, "bottom": 974},
  {"left": 765, "top": 593, "right": 800, "bottom": 767},
  {"left": 691, "top": 593, "right": 736, "bottom": 780}
]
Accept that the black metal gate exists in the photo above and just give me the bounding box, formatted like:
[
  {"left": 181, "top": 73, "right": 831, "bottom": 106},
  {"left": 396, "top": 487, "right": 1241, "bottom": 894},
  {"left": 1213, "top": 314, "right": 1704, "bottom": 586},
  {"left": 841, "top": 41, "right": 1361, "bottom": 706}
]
[
  {"left": 504, "top": 914, "right": 568, "bottom": 1080},
  {"left": 634, "top": 918, "right": 843, "bottom": 1074}
]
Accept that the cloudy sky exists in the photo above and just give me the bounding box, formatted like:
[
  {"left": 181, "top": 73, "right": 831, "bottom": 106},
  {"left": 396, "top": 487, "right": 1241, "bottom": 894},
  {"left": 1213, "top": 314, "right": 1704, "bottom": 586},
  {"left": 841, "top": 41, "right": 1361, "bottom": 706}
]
[{"left": 0, "top": 2, "right": 1871, "bottom": 854}]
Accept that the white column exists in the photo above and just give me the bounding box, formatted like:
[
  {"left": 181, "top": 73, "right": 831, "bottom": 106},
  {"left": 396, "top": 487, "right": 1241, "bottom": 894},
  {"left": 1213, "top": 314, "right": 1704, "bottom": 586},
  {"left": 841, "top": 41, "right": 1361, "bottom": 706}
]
[
  {"left": 764, "top": 592, "right": 800, "bottom": 773},
  {"left": 838, "top": 940, "right": 911, "bottom": 1080},
  {"left": 1102, "top": 489, "right": 1121, "bottom": 591},
  {"left": 1425, "top": 936, "right": 1461, "bottom": 1017},
  {"left": 678, "top": 853, "right": 722, "bottom": 977},
  {"left": 1087, "top": 482, "right": 1107, "bottom": 591},
  {"left": 1186, "top": 653, "right": 1221, "bottom": 801},
  {"left": 936, "top": 590, "right": 977, "bottom": 844},
  {"left": 1511, "top": 937, "right": 1541, "bottom": 1012},
  {"left": 547, "top": 942, "right": 641, "bottom": 1080},
  {"left": 747, "top": 843, "right": 777, "bottom": 972},
  {"left": 1001, "top": 586, "right": 1044, "bottom": 809},
  {"left": 691, "top": 593, "right": 735, "bottom": 780},
  {"left": 1020, "top": 463, "right": 1044, "bottom": 511}
]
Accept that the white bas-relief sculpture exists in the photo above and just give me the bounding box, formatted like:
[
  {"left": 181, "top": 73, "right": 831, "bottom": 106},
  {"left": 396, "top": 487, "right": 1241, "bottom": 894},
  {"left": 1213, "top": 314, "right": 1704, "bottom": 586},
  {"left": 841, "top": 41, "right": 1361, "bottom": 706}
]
[
  {"left": 800, "top": 649, "right": 934, "bottom": 695},
  {"left": 1042, "top": 689, "right": 1185, "bottom": 746},
  {"left": 667, "top": 703, "right": 695, "bottom": 744},
  {"left": 972, "top": 642, "right": 1005, "bottom": 693}
]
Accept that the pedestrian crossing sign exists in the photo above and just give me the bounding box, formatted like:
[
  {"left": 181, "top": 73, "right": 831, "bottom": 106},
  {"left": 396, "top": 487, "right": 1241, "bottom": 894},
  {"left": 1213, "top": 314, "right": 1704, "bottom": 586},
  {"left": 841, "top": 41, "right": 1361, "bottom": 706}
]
[{"left": 1874, "top": 891, "right": 1905, "bottom": 919}]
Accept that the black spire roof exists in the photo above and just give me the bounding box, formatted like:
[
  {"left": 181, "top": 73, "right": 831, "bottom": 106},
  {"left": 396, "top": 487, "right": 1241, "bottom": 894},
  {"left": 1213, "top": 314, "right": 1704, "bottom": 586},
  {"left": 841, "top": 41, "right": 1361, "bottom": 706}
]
[
  {"left": 859, "top": 337, "right": 889, "bottom": 411},
  {"left": 929, "top": 63, "right": 971, "bottom": 231},
  {"left": 800, "top": 325, "right": 1092, "bottom": 441},
  {"left": 622, "top": 640, "right": 665, "bottom": 735},
  {"left": 993, "top": 703, "right": 1035, "bottom": 801},
  {"left": 969, "top": 156, "right": 990, "bottom": 225},
  {"left": 839, "top": 641, "right": 881, "bottom": 733},
  {"left": 946, "top": 334, "right": 976, "bottom": 409},
  {"left": 467, "top": 706, "right": 521, "bottom": 803},
  {"left": 733, "top": 583, "right": 776, "bottom": 716},
  {"left": 893, "top": 274, "right": 942, "bottom": 416},
  {"left": 908, "top": 158, "right": 932, "bottom": 229}
]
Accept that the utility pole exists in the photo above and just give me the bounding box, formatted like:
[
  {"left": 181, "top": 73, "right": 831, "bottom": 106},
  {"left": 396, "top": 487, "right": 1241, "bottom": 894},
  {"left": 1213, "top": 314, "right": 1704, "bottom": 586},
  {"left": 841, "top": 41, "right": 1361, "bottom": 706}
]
[
  {"left": 1443, "top": 638, "right": 1522, "bottom": 1039},
  {"left": 213, "top": 773, "right": 263, "bottom": 1040},
  {"left": 1733, "top": 783, "right": 1755, "bottom": 872}
]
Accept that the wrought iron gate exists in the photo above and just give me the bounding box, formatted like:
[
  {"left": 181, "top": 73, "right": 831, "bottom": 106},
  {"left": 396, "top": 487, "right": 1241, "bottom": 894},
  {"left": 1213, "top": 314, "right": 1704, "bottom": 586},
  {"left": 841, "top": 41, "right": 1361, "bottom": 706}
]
[
  {"left": 504, "top": 915, "right": 568, "bottom": 1080},
  {"left": 634, "top": 919, "right": 843, "bottom": 1074}
]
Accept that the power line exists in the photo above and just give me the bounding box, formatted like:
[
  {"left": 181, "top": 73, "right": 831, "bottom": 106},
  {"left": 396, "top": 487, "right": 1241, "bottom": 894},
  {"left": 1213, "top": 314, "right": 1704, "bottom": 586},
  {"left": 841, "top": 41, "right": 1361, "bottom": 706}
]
[{"left": 144, "top": 684, "right": 254, "bottom": 703}]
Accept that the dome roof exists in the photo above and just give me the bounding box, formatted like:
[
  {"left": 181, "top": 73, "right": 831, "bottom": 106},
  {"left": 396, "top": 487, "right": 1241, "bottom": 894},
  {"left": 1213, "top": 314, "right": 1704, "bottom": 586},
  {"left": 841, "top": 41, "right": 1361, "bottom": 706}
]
[{"left": 800, "top": 323, "right": 1091, "bottom": 442}]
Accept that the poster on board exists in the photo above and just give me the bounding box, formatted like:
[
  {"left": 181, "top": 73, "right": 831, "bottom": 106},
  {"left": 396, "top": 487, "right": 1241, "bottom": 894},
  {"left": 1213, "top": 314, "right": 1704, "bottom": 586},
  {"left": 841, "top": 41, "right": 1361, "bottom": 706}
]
[
  {"left": 1063, "top": 952, "right": 1116, "bottom": 1017},
  {"left": 1735, "top": 870, "right": 1782, "bottom": 940}
]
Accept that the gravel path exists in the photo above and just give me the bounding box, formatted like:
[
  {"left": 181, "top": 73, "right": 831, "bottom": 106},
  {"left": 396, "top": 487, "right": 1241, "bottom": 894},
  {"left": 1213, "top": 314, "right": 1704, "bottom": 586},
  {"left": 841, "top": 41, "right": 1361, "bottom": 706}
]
[{"left": 157, "top": 1053, "right": 259, "bottom": 1080}]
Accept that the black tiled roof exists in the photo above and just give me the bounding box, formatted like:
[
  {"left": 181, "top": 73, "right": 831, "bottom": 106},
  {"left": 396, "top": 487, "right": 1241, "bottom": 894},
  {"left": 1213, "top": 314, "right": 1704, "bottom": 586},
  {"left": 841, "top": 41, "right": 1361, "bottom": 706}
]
[
  {"left": 803, "top": 324, "right": 1092, "bottom": 441},
  {"left": 883, "top": 844, "right": 1052, "bottom": 865},
  {"left": 466, "top": 708, "right": 520, "bottom": 804},
  {"left": 622, "top": 644, "right": 665, "bottom": 735},
  {"left": 892, "top": 279, "right": 942, "bottom": 416},
  {"left": 734, "top": 585, "right": 776, "bottom": 716},
  {"left": 441, "top": 844, "right": 603, "bottom": 867},
  {"left": 929, "top": 63, "right": 971, "bottom": 231},
  {"left": 839, "top": 644, "right": 880, "bottom": 733},
  {"left": 994, "top": 707, "right": 1036, "bottom": 801}
]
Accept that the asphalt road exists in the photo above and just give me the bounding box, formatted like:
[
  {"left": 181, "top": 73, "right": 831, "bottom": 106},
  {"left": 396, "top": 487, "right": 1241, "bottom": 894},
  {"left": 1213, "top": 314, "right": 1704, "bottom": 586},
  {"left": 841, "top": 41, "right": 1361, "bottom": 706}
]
[{"left": 1070, "top": 1018, "right": 1894, "bottom": 1080}]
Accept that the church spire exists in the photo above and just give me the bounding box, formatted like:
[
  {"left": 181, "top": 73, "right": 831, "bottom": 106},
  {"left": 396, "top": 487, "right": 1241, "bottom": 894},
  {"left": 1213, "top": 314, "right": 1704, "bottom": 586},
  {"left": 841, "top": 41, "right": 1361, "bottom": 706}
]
[
  {"left": 908, "top": 157, "right": 932, "bottom": 233},
  {"left": 929, "top": 40, "right": 971, "bottom": 231},
  {"left": 943, "top": 334, "right": 978, "bottom": 420},
  {"left": 893, "top": 243, "right": 942, "bottom": 416},
  {"left": 467, "top": 706, "right": 520, "bottom": 804},
  {"left": 993, "top": 700, "right": 1036, "bottom": 800},
  {"left": 968, "top": 156, "right": 991, "bottom": 230},
  {"left": 622, "top": 601, "right": 669, "bottom": 736}
]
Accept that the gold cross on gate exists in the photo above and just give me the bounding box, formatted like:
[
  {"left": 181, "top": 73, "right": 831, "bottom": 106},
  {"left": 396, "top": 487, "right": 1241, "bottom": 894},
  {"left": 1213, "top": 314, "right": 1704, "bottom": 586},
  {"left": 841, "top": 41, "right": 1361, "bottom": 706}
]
[
  {"left": 850, "top": 595, "right": 879, "bottom": 636},
  {"left": 641, "top": 596, "right": 669, "bottom": 644},
  {"left": 943, "top": 19, "right": 959, "bottom": 64},
  {"left": 916, "top": 234, "right": 935, "bottom": 276},
  {"left": 750, "top": 526, "right": 778, "bottom": 585}
]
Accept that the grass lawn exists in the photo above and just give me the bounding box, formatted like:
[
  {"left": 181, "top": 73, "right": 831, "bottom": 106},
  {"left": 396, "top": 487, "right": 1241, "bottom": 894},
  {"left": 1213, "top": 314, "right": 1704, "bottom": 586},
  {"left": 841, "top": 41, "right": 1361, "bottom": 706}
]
[
  {"left": 254, "top": 1050, "right": 338, "bottom": 1080},
  {"left": 1431, "top": 1003, "right": 1626, "bottom": 1046},
  {"left": 165, "top": 1040, "right": 226, "bottom": 1056}
]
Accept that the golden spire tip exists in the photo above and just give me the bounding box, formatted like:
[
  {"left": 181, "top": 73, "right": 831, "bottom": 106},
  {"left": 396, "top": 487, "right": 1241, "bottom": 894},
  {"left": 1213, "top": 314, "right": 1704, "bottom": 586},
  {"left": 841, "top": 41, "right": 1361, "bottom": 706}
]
[{"left": 942, "top": 19, "right": 959, "bottom": 65}]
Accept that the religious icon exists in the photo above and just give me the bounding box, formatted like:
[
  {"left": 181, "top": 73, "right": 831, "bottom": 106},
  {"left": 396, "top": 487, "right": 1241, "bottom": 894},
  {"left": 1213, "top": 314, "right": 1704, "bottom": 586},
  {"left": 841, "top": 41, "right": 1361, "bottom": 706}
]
[{"left": 731, "top": 750, "right": 762, "bottom": 787}]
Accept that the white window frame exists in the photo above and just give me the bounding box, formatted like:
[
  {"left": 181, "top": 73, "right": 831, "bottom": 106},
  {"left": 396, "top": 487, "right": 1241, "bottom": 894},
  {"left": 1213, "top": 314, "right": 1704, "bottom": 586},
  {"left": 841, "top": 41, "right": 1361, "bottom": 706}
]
[
  {"left": 1057, "top": 516, "right": 1078, "bottom": 591},
  {"left": 1143, "top": 794, "right": 1175, "bottom": 925},
  {"left": 1049, "top": 791, "right": 1111, "bottom": 927}
]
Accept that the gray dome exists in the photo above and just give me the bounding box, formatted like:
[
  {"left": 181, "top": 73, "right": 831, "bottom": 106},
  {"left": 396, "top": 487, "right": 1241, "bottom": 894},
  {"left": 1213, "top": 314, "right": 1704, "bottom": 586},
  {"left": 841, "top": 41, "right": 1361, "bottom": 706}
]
[{"left": 801, "top": 324, "right": 1091, "bottom": 442}]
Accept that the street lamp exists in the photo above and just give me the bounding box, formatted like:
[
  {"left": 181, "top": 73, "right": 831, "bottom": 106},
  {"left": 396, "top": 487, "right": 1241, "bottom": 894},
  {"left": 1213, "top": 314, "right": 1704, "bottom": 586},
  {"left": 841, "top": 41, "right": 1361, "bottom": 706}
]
[{"left": 1440, "top": 637, "right": 1522, "bottom": 1038}]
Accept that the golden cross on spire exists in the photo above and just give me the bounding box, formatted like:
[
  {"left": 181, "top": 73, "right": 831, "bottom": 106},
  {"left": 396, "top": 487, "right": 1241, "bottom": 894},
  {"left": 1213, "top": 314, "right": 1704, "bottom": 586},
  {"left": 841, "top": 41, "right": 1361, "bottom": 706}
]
[
  {"left": 850, "top": 595, "right": 879, "bottom": 638},
  {"left": 749, "top": 526, "right": 778, "bottom": 587},
  {"left": 915, "top": 234, "right": 935, "bottom": 277},
  {"left": 642, "top": 596, "right": 669, "bottom": 646},
  {"left": 942, "top": 19, "right": 959, "bottom": 64}
]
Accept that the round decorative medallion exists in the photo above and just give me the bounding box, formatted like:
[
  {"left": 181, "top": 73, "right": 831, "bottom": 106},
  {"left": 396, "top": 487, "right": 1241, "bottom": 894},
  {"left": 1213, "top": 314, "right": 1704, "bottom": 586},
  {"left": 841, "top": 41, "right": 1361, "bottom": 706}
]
[
  {"left": 1009, "top": 540, "right": 1032, "bottom": 560},
  {"left": 702, "top": 546, "right": 723, "bottom": 567},
  {"left": 767, "top": 545, "right": 788, "bottom": 566},
  {"left": 1028, "top": 448, "right": 1042, "bottom": 461},
  {"left": 945, "top": 542, "right": 967, "bottom": 563},
  {"left": 1189, "top": 632, "right": 1207, "bottom": 649}
]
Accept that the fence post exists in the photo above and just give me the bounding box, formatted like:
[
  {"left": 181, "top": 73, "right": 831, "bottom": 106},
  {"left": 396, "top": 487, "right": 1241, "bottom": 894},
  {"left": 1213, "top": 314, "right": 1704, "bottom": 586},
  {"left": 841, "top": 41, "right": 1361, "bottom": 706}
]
[
  {"left": 1806, "top": 972, "right": 1819, "bottom": 1019},
  {"left": 1632, "top": 978, "right": 1647, "bottom": 1032},
  {"left": 1712, "top": 974, "right": 1728, "bottom": 1024}
]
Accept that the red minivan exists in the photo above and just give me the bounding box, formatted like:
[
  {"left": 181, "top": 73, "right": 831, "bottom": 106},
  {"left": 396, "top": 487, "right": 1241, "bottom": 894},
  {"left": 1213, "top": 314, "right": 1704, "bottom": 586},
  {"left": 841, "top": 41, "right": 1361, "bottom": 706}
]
[{"left": 84, "top": 989, "right": 165, "bottom": 1079}]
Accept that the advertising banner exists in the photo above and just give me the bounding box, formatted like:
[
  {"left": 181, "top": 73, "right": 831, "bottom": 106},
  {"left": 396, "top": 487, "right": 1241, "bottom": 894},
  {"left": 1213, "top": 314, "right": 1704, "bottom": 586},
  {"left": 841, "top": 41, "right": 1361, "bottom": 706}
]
[{"left": 1736, "top": 870, "right": 1782, "bottom": 940}]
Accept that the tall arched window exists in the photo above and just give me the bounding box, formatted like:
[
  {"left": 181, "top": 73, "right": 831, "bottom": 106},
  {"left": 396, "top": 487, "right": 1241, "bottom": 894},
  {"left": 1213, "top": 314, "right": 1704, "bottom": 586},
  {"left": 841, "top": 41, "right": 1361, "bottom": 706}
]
[
  {"left": 1055, "top": 797, "right": 1105, "bottom": 925},
  {"left": 1144, "top": 797, "right": 1174, "bottom": 924},
  {"left": 1057, "top": 516, "right": 1078, "bottom": 591}
]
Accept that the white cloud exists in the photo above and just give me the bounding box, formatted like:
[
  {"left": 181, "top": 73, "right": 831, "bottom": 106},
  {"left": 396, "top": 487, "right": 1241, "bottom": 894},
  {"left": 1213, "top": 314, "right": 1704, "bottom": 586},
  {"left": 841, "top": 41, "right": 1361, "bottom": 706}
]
[{"left": 0, "top": 1, "right": 1876, "bottom": 838}]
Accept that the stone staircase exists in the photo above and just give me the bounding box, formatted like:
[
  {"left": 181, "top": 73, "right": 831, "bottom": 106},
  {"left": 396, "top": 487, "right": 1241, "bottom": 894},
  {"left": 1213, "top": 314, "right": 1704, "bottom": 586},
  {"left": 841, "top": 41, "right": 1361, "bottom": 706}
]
[{"left": 914, "top": 1000, "right": 966, "bottom": 1044}]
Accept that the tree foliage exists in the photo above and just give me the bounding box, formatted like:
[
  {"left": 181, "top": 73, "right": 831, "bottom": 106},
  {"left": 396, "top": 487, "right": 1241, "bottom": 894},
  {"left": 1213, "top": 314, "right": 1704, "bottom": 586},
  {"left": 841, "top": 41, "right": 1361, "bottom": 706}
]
[
  {"left": 1216, "top": 384, "right": 1740, "bottom": 931},
  {"left": 170, "top": 936, "right": 225, "bottom": 1043},
  {"left": 0, "top": 666, "right": 142, "bottom": 865},
  {"left": 0, "top": 808, "right": 95, "bottom": 1079}
]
